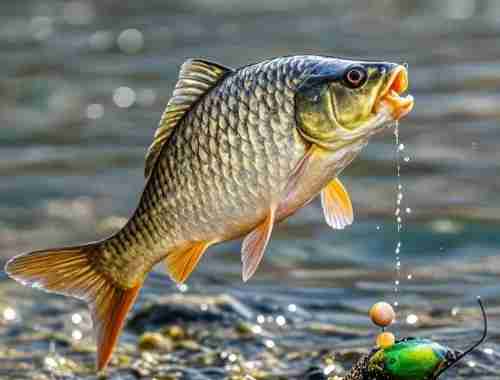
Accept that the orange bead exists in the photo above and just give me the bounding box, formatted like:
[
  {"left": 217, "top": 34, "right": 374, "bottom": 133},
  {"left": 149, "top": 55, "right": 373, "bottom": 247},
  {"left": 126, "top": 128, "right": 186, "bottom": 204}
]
[
  {"left": 376, "top": 331, "right": 396, "bottom": 349},
  {"left": 369, "top": 302, "right": 395, "bottom": 327}
]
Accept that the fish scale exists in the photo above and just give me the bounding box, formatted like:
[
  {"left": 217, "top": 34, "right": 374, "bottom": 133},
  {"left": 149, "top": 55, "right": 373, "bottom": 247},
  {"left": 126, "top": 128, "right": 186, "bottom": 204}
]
[{"left": 111, "top": 57, "right": 312, "bottom": 267}]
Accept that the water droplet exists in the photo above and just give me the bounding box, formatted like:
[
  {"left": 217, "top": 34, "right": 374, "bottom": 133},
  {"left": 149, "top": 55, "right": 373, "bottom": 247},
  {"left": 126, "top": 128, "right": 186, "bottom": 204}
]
[
  {"left": 483, "top": 348, "right": 494, "bottom": 355},
  {"left": 113, "top": 87, "right": 136, "bottom": 108},
  {"left": 228, "top": 353, "right": 237, "bottom": 362},
  {"left": 44, "top": 356, "right": 58, "bottom": 370},
  {"left": 3, "top": 307, "right": 16, "bottom": 321},
  {"left": 200, "top": 304, "right": 208, "bottom": 311},
  {"left": 264, "top": 339, "right": 275, "bottom": 348},
  {"left": 251, "top": 325, "right": 262, "bottom": 334},
  {"left": 403, "top": 156, "right": 410, "bottom": 162},
  {"left": 71, "top": 313, "right": 82, "bottom": 324},
  {"left": 72, "top": 329, "right": 82, "bottom": 340},
  {"left": 31, "top": 282, "right": 42, "bottom": 289},
  {"left": 405, "top": 207, "right": 411, "bottom": 214},
  {"left": 117, "top": 29, "right": 144, "bottom": 54},
  {"left": 275, "top": 315, "right": 286, "bottom": 326},
  {"left": 406, "top": 314, "right": 418, "bottom": 325},
  {"left": 85, "top": 103, "right": 104, "bottom": 119},
  {"left": 407, "top": 274, "right": 413, "bottom": 280},
  {"left": 256, "top": 315, "right": 265, "bottom": 324},
  {"left": 324, "top": 364, "right": 336, "bottom": 375},
  {"left": 177, "top": 283, "right": 188, "bottom": 293},
  {"left": 393, "top": 123, "right": 405, "bottom": 307},
  {"left": 376, "top": 225, "right": 381, "bottom": 230},
  {"left": 287, "top": 304, "right": 297, "bottom": 312}
]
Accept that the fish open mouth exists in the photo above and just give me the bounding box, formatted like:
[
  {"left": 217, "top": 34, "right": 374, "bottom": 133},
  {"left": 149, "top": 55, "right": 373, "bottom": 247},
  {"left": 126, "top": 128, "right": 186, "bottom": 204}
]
[{"left": 375, "top": 65, "right": 414, "bottom": 120}]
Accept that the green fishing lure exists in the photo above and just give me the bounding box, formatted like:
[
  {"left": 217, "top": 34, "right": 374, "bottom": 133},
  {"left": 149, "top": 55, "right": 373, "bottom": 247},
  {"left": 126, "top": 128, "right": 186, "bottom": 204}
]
[
  {"left": 365, "top": 338, "right": 456, "bottom": 380},
  {"left": 345, "top": 298, "right": 487, "bottom": 380}
]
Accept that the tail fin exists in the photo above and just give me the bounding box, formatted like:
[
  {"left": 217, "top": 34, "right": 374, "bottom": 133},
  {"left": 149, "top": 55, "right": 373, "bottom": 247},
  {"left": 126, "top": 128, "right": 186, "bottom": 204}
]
[{"left": 4, "top": 243, "right": 142, "bottom": 371}]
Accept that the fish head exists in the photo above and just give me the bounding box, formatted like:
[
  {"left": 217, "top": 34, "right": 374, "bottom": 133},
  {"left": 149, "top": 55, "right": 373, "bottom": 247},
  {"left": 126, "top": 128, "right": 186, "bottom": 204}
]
[
  {"left": 295, "top": 58, "right": 414, "bottom": 149},
  {"left": 364, "top": 338, "right": 458, "bottom": 380}
]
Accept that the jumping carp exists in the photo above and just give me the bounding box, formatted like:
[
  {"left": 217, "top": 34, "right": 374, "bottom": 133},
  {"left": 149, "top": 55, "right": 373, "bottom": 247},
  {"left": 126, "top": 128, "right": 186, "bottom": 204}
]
[{"left": 5, "top": 55, "right": 414, "bottom": 370}]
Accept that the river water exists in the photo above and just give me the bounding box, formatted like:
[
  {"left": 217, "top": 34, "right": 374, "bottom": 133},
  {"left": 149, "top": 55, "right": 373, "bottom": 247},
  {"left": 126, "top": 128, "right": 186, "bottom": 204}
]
[{"left": 1, "top": 1, "right": 500, "bottom": 379}]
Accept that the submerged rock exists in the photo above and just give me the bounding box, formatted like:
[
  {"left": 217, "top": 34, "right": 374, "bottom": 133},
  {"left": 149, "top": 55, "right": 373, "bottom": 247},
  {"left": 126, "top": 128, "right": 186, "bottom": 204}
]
[{"left": 129, "top": 294, "right": 254, "bottom": 331}]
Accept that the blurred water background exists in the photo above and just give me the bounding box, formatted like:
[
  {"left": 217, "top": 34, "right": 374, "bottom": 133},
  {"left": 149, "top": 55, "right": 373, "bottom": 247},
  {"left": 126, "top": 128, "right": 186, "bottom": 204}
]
[{"left": 1, "top": 0, "right": 500, "bottom": 379}]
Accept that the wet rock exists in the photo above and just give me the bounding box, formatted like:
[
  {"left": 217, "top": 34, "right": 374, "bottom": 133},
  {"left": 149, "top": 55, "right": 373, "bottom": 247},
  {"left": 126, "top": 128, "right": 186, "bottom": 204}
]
[
  {"left": 129, "top": 294, "right": 254, "bottom": 331},
  {"left": 138, "top": 332, "right": 174, "bottom": 351},
  {"left": 305, "top": 366, "right": 328, "bottom": 380},
  {"left": 105, "top": 371, "right": 139, "bottom": 380},
  {"left": 162, "top": 325, "right": 187, "bottom": 340}
]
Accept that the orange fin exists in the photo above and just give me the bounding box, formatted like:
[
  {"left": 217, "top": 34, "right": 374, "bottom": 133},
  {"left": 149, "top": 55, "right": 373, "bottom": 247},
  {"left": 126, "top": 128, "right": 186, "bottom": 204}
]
[
  {"left": 241, "top": 208, "right": 275, "bottom": 282},
  {"left": 4, "top": 244, "right": 142, "bottom": 371},
  {"left": 321, "top": 178, "right": 354, "bottom": 229},
  {"left": 165, "top": 241, "right": 211, "bottom": 284}
]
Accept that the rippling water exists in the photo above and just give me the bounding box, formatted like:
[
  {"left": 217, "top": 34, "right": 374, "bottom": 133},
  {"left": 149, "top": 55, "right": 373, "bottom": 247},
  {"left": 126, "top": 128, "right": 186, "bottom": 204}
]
[{"left": 1, "top": 1, "right": 500, "bottom": 379}]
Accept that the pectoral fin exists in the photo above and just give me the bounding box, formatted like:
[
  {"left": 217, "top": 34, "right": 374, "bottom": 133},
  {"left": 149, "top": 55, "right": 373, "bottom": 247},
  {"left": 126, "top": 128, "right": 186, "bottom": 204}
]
[
  {"left": 321, "top": 178, "right": 354, "bottom": 229},
  {"left": 165, "top": 241, "right": 211, "bottom": 284},
  {"left": 241, "top": 208, "right": 275, "bottom": 282}
]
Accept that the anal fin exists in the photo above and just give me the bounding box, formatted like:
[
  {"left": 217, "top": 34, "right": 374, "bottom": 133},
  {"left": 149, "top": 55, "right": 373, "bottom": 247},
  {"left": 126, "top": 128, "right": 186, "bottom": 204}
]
[
  {"left": 241, "top": 208, "right": 275, "bottom": 282},
  {"left": 321, "top": 178, "right": 354, "bottom": 229},
  {"left": 165, "top": 241, "right": 211, "bottom": 284}
]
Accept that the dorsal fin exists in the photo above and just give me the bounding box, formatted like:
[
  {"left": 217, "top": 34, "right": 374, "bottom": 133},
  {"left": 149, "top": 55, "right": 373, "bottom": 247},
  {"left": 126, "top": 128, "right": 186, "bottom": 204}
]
[{"left": 144, "top": 59, "right": 234, "bottom": 178}]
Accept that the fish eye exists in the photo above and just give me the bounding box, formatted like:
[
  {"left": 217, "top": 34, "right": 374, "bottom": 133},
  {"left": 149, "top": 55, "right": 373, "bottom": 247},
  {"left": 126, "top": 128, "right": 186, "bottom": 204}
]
[{"left": 343, "top": 66, "right": 367, "bottom": 89}]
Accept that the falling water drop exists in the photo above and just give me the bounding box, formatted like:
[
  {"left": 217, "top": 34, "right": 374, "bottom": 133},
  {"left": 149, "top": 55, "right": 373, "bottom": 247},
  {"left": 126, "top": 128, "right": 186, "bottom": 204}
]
[{"left": 393, "top": 122, "right": 403, "bottom": 308}]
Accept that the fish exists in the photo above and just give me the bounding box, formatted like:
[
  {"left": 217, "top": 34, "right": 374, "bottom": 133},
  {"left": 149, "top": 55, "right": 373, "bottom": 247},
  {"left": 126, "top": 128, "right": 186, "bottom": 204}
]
[{"left": 5, "top": 55, "right": 414, "bottom": 370}]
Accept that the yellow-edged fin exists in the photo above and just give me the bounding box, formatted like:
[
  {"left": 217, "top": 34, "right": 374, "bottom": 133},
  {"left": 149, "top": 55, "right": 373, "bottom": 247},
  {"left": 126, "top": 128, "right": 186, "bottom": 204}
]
[
  {"left": 165, "top": 241, "right": 211, "bottom": 284},
  {"left": 321, "top": 178, "right": 354, "bottom": 229},
  {"left": 4, "top": 244, "right": 142, "bottom": 371},
  {"left": 241, "top": 208, "right": 275, "bottom": 282},
  {"left": 145, "top": 59, "right": 234, "bottom": 179}
]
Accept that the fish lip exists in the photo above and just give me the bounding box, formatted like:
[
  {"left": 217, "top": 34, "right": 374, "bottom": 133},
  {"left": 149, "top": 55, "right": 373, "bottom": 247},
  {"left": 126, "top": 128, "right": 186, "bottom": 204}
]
[{"left": 374, "top": 65, "right": 414, "bottom": 120}]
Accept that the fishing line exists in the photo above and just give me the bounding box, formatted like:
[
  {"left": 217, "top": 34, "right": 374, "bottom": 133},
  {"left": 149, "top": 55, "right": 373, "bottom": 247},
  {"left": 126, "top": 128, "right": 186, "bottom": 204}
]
[{"left": 435, "top": 297, "right": 488, "bottom": 379}]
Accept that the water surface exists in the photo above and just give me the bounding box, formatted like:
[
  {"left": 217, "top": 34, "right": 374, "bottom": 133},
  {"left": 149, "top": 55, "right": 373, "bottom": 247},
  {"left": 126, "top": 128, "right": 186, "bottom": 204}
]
[{"left": 1, "top": 1, "right": 500, "bottom": 379}]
